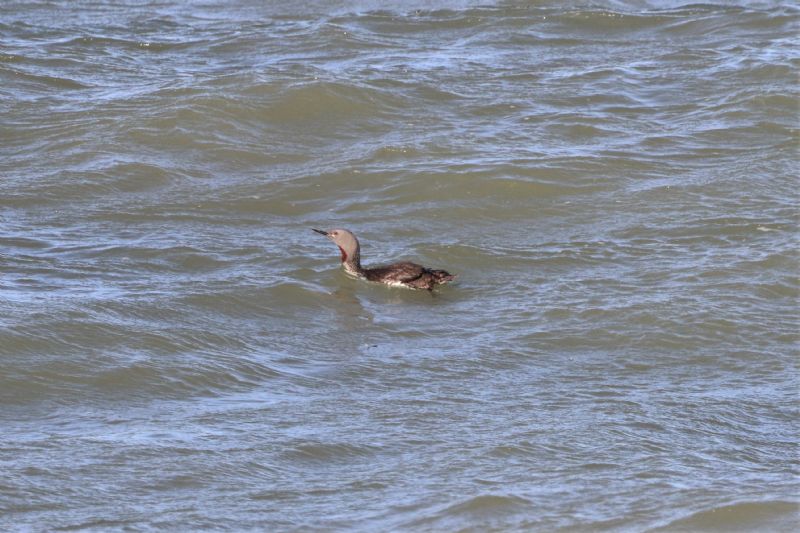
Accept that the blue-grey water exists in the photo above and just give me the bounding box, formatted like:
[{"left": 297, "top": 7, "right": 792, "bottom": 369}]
[{"left": 1, "top": 1, "right": 798, "bottom": 531}]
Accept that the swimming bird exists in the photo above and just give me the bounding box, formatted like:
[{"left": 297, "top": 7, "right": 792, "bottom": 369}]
[{"left": 312, "top": 228, "right": 455, "bottom": 291}]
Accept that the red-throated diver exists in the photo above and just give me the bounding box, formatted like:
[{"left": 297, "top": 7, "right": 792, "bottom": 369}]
[{"left": 312, "top": 228, "right": 455, "bottom": 291}]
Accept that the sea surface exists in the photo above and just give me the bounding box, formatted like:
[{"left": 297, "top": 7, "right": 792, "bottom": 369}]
[{"left": 1, "top": 1, "right": 798, "bottom": 531}]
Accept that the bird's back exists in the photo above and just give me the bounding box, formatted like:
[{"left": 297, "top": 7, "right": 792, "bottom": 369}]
[{"left": 364, "top": 261, "right": 455, "bottom": 290}]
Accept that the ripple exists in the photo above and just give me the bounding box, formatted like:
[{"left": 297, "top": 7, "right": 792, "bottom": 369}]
[
  {"left": 282, "top": 441, "right": 382, "bottom": 464},
  {"left": 255, "top": 81, "right": 408, "bottom": 125},
  {"left": 0, "top": 67, "right": 91, "bottom": 90}
]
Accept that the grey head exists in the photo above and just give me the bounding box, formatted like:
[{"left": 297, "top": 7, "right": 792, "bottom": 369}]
[{"left": 312, "top": 228, "right": 361, "bottom": 266}]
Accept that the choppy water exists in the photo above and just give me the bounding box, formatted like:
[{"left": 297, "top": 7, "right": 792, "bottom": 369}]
[{"left": 1, "top": 1, "right": 799, "bottom": 531}]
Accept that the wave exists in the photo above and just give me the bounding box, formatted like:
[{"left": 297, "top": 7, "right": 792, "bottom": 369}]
[
  {"left": 403, "top": 493, "right": 533, "bottom": 530},
  {"left": 650, "top": 500, "right": 799, "bottom": 532}
]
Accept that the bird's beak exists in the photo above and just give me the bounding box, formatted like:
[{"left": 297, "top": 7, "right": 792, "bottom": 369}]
[{"left": 311, "top": 228, "right": 329, "bottom": 236}]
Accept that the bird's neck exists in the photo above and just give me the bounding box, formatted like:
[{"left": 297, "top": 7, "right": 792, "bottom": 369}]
[{"left": 339, "top": 245, "right": 364, "bottom": 276}]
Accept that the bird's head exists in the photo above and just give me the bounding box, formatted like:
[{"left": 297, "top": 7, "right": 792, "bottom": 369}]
[{"left": 312, "top": 228, "right": 360, "bottom": 263}]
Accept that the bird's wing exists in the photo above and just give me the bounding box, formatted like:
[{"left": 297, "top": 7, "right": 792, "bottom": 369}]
[{"left": 364, "top": 262, "right": 426, "bottom": 283}]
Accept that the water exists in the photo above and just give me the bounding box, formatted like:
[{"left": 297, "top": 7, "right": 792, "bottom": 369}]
[{"left": 1, "top": 1, "right": 798, "bottom": 530}]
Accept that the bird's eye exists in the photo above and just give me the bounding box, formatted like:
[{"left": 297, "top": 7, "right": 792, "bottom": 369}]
[{"left": 332, "top": 231, "right": 338, "bottom": 236}]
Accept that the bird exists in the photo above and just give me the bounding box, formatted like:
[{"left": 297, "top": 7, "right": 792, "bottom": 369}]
[{"left": 312, "top": 228, "right": 455, "bottom": 291}]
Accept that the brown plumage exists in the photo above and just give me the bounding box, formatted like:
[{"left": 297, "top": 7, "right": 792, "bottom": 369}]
[{"left": 312, "top": 228, "right": 455, "bottom": 291}]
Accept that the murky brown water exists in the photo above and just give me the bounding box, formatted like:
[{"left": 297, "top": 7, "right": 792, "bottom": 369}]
[{"left": 1, "top": 1, "right": 798, "bottom": 530}]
